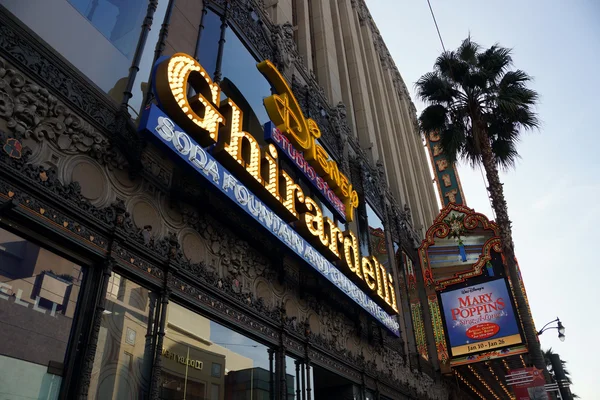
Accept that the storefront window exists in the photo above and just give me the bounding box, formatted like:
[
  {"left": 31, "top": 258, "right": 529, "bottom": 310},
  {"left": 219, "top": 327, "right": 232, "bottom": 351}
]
[
  {"left": 285, "top": 355, "right": 314, "bottom": 400},
  {"left": 312, "top": 364, "right": 356, "bottom": 399},
  {"left": 162, "top": 302, "right": 274, "bottom": 400},
  {"left": 88, "top": 272, "right": 157, "bottom": 399},
  {"left": 1, "top": 0, "right": 167, "bottom": 107},
  {"left": 0, "top": 227, "right": 85, "bottom": 399}
]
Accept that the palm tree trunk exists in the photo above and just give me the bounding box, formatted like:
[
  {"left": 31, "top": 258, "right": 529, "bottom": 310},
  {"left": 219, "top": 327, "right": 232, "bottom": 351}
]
[{"left": 478, "top": 130, "right": 547, "bottom": 373}]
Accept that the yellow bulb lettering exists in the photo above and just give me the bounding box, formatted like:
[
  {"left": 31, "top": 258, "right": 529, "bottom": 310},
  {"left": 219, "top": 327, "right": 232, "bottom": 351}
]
[
  {"left": 362, "top": 257, "right": 377, "bottom": 290},
  {"left": 155, "top": 54, "right": 224, "bottom": 146}
]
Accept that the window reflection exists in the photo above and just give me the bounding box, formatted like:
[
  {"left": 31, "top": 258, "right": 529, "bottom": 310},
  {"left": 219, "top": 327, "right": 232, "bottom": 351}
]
[
  {"left": 68, "top": 0, "right": 146, "bottom": 59},
  {"left": 312, "top": 364, "right": 356, "bottom": 400},
  {"left": 129, "top": 0, "right": 169, "bottom": 118},
  {"left": 221, "top": 25, "right": 272, "bottom": 140},
  {"left": 366, "top": 203, "right": 391, "bottom": 272},
  {"left": 357, "top": 203, "right": 370, "bottom": 256},
  {"left": 285, "top": 355, "right": 313, "bottom": 400},
  {"left": 162, "top": 302, "right": 274, "bottom": 400},
  {"left": 0, "top": 228, "right": 84, "bottom": 399},
  {"left": 197, "top": 9, "right": 222, "bottom": 81},
  {"left": 0, "top": 0, "right": 151, "bottom": 104},
  {"left": 88, "top": 273, "right": 156, "bottom": 399}
]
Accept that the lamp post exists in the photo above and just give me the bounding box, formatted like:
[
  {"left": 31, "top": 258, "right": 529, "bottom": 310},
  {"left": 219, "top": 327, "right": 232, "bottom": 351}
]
[{"left": 537, "top": 317, "right": 566, "bottom": 342}]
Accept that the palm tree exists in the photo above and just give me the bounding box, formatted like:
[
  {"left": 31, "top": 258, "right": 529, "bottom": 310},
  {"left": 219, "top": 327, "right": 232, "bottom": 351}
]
[
  {"left": 544, "top": 348, "right": 578, "bottom": 398},
  {"left": 415, "top": 37, "right": 544, "bottom": 370}
]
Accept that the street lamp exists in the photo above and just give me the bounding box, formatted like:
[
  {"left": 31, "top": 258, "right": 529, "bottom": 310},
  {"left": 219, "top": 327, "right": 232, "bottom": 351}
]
[{"left": 538, "top": 317, "right": 566, "bottom": 342}]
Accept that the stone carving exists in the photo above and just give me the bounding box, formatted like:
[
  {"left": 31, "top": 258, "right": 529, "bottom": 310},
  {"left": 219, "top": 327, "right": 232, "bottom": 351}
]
[
  {"left": 0, "top": 58, "right": 127, "bottom": 169},
  {"left": 334, "top": 102, "right": 352, "bottom": 174},
  {"left": 272, "top": 22, "right": 298, "bottom": 72},
  {"left": 229, "top": 0, "right": 274, "bottom": 62},
  {"left": 179, "top": 203, "right": 271, "bottom": 281},
  {"left": 140, "top": 146, "right": 172, "bottom": 189},
  {"left": 0, "top": 3, "right": 452, "bottom": 397},
  {"left": 0, "top": 15, "right": 116, "bottom": 130}
]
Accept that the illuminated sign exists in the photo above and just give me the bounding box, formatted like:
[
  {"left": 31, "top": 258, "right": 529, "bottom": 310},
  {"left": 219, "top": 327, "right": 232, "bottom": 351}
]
[
  {"left": 257, "top": 61, "right": 359, "bottom": 222},
  {"left": 439, "top": 278, "right": 522, "bottom": 356},
  {"left": 425, "top": 131, "right": 466, "bottom": 206},
  {"left": 139, "top": 104, "right": 400, "bottom": 336},
  {"left": 148, "top": 52, "right": 399, "bottom": 318},
  {"left": 264, "top": 122, "right": 346, "bottom": 221}
]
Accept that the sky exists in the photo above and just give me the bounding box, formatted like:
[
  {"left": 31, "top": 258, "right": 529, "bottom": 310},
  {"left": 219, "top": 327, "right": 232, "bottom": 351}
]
[{"left": 365, "top": 1, "right": 599, "bottom": 398}]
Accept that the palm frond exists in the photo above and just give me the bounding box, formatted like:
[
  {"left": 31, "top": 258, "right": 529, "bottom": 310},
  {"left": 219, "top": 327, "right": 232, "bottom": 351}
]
[
  {"left": 499, "top": 69, "right": 533, "bottom": 88},
  {"left": 418, "top": 104, "right": 448, "bottom": 133},
  {"left": 413, "top": 36, "right": 540, "bottom": 173},
  {"left": 491, "top": 138, "right": 520, "bottom": 170},
  {"left": 434, "top": 51, "right": 469, "bottom": 83},
  {"left": 478, "top": 44, "right": 513, "bottom": 84},
  {"left": 457, "top": 35, "right": 479, "bottom": 66},
  {"left": 415, "top": 72, "right": 456, "bottom": 104},
  {"left": 440, "top": 123, "right": 467, "bottom": 164}
]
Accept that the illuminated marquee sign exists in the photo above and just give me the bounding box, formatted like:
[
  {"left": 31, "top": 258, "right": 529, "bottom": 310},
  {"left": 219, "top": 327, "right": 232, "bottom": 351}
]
[
  {"left": 146, "top": 53, "right": 399, "bottom": 328},
  {"left": 439, "top": 278, "right": 522, "bottom": 356},
  {"left": 139, "top": 105, "right": 399, "bottom": 335},
  {"left": 425, "top": 131, "right": 465, "bottom": 206},
  {"left": 264, "top": 122, "right": 346, "bottom": 221}
]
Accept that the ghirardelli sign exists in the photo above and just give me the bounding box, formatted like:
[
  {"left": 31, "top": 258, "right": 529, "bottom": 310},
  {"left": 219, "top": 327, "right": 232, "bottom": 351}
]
[{"left": 138, "top": 53, "right": 401, "bottom": 335}]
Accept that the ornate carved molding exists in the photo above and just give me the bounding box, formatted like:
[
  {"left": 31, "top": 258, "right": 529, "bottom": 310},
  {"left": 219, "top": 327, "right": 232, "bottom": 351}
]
[
  {"left": 0, "top": 8, "right": 145, "bottom": 174},
  {"left": 0, "top": 57, "right": 127, "bottom": 169}
]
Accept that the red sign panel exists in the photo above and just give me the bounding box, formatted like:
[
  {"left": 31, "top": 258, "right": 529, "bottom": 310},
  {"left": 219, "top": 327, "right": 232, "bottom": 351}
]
[{"left": 510, "top": 367, "right": 548, "bottom": 400}]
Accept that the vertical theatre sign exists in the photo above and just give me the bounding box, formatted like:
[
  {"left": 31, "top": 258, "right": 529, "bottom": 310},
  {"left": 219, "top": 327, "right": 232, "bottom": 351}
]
[
  {"left": 438, "top": 278, "right": 522, "bottom": 356},
  {"left": 140, "top": 53, "right": 400, "bottom": 335},
  {"left": 425, "top": 131, "right": 465, "bottom": 206}
]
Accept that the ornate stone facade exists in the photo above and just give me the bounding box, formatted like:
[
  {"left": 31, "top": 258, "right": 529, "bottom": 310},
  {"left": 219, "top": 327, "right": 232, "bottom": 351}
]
[{"left": 0, "top": 1, "right": 463, "bottom": 399}]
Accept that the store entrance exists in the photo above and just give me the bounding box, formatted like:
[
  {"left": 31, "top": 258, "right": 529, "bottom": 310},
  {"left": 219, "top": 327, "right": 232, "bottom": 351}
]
[{"left": 312, "top": 365, "right": 357, "bottom": 400}]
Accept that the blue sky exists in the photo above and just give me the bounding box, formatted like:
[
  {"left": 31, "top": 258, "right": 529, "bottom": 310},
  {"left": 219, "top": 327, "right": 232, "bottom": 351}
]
[{"left": 366, "top": 1, "right": 599, "bottom": 398}]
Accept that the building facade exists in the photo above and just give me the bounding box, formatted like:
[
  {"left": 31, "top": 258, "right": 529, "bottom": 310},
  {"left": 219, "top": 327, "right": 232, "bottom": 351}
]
[{"left": 0, "top": 0, "right": 468, "bottom": 399}]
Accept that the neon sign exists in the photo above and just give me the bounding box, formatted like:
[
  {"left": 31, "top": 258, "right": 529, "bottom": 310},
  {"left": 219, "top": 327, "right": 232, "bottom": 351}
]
[{"left": 149, "top": 53, "right": 399, "bottom": 317}]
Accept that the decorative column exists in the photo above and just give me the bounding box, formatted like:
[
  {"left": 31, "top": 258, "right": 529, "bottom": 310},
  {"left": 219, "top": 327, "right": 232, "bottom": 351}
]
[
  {"left": 142, "top": 0, "right": 176, "bottom": 107},
  {"left": 141, "top": 291, "right": 158, "bottom": 394},
  {"left": 148, "top": 286, "right": 170, "bottom": 399},
  {"left": 149, "top": 234, "right": 179, "bottom": 399},
  {"left": 301, "top": 358, "right": 307, "bottom": 400},
  {"left": 304, "top": 321, "right": 312, "bottom": 400},
  {"left": 193, "top": 0, "right": 209, "bottom": 60},
  {"left": 76, "top": 200, "right": 128, "bottom": 399},
  {"left": 212, "top": 0, "right": 230, "bottom": 84},
  {"left": 278, "top": 316, "right": 288, "bottom": 399},
  {"left": 295, "top": 360, "right": 301, "bottom": 399},
  {"left": 122, "top": 0, "right": 159, "bottom": 108},
  {"left": 269, "top": 348, "right": 275, "bottom": 400},
  {"left": 76, "top": 259, "right": 114, "bottom": 399}
]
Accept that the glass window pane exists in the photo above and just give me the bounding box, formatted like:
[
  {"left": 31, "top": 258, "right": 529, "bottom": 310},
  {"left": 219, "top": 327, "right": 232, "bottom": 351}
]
[
  {"left": 366, "top": 204, "right": 390, "bottom": 271},
  {"left": 162, "top": 302, "right": 273, "bottom": 400},
  {"left": 197, "top": 9, "right": 222, "bottom": 80},
  {"left": 67, "top": 0, "right": 146, "bottom": 59},
  {"left": 285, "top": 355, "right": 314, "bottom": 400},
  {"left": 0, "top": 228, "right": 85, "bottom": 399},
  {"left": 220, "top": 26, "right": 273, "bottom": 141},
  {"left": 128, "top": 0, "right": 169, "bottom": 118},
  {"left": 211, "top": 383, "right": 220, "bottom": 400},
  {"left": 88, "top": 273, "right": 156, "bottom": 399},
  {"left": 0, "top": 0, "right": 148, "bottom": 103}
]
